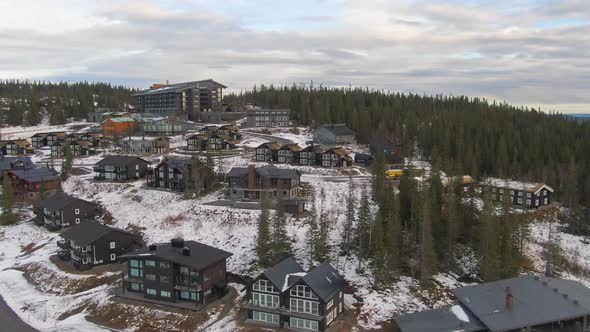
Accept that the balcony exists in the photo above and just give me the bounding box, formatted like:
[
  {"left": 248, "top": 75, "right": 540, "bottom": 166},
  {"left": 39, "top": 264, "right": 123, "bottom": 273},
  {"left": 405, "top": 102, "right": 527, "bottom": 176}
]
[
  {"left": 58, "top": 249, "right": 71, "bottom": 261},
  {"left": 242, "top": 300, "right": 324, "bottom": 321},
  {"left": 57, "top": 239, "right": 70, "bottom": 249}
]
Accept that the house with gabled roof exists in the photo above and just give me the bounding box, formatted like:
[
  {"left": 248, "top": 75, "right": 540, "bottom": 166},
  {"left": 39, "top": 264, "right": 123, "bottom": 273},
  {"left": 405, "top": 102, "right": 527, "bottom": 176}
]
[
  {"left": 7, "top": 167, "right": 60, "bottom": 201},
  {"left": 94, "top": 155, "right": 150, "bottom": 181},
  {"left": 320, "top": 147, "right": 352, "bottom": 167},
  {"left": 147, "top": 157, "right": 206, "bottom": 192},
  {"left": 226, "top": 164, "right": 302, "bottom": 202},
  {"left": 31, "top": 131, "right": 67, "bottom": 148},
  {"left": 255, "top": 142, "right": 281, "bottom": 162},
  {"left": 244, "top": 257, "right": 348, "bottom": 331},
  {"left": 277, "top": 144, "right": 302, "bottom": 164},
  {"left": 312, "top": 124, "right": 356, "bottom": 145},
  {"left": 297, "top": 145, "right": 322, "bottom": 166},
  {"left": 57, "top": 222, "right": 140, "bottom": 270},
  {"left": 35, "top": 192, "right": 101, "bottom": 231},
  {"left": 120, "top": 238, "right": 232, "bottom": 308},
  {"left": 479, "top": 177, "right": 554, "bottom": 209},
  {"left": 0, "top": 156, "right": 34, "bottom": 179},
  {"left": 394, "top": 275, "right": 590, "bottom": 332},
  {"left": 0, "top": 140, "right": 34, "bottom": 156},
  {"left": 102, "top": 117, "right": 137, "bottom": 137}
]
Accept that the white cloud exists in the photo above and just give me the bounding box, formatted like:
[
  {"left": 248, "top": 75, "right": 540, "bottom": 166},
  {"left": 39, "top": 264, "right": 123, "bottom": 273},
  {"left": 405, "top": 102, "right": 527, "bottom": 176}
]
[{"left": 0, "top": 0, "right": 589, "bottom": 113}]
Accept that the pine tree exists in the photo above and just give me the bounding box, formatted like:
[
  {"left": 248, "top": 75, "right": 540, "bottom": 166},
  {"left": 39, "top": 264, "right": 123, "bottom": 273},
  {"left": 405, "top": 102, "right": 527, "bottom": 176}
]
[
  {"left": 6, "top": 100, "right": 23, "bottom": 126},
  {"left": 371, "top": 152, "right": 387, "bottom": 203},
  {"left": 256, "top": 197, "right": 272, "bottom": 266},
  {"left": 355, "top": 188, "right": 371, "bottom": 261},
  {"left": 60, "top": 144, "right": 73, "bottom": 180},
  {"left": 342, "top": 176, "right": 356, "bottom": 255},
  {"left": 306, "top": 191, "right": 319, "bottom": 267},
  {"left": 371, "top": 212, "right": 387, "bottom": 288},
  {"left": 270, "top": 197, "right": 292, "bottom": 264},
  {"left": 1, "top": 175, "right": 17, "bottom": 225},
  {"left": 385, "top": 192, "right": 402, "bottom": 278},
  {"left": 314, "top": 204, "right": 330, "bottom": 263},
  {"left": 479, "top": 192, "right": 500, "bottom": 282},
  {"left": 420, "top": 192, "right": 437, "bottom": 287}
]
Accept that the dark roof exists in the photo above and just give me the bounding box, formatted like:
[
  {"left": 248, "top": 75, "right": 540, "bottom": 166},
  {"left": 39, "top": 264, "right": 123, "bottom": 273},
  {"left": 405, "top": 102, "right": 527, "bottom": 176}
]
[
  {"left": 121, "top": 240, "right": 232, "bottom": 271},
  {"left": 315, "top": 124, "right": 356, "bottom": 137},
  {"left": 394, "top": 305, "right": 487, "bottom": 332},
  {"left": 302, "top": 262, "right": 348, "bottom": 302},
  {"left": 31, "top": 131, "right": 66, "bottom": 137},
  {"left": 226, "top": 165, "right": 300, "bottom": 180},
  {"left": 9, "top": 167, "right": 59, "bottom": 183},
  {"left": 452, "top": 275, "right": 590, "bottom": 332},
  {"left": 60, "top": 222, "right": 135, "bottom": 246},
  {"left": 261, "top": 257, "right": 305, "bottom": 290},
  {"left": 132, "top": 80, "right": 227, "bottom": 96},
  {"left": 95, "top": 155, "right": 150, "bottom": 168},
  {"left": 0, "top": 157, "right": 34, "bottom": 171},
  {"left": 256, "top": 142, "right": 281, "bottom": 150},
  {"left": 37, "top": 192, "right": 96, "bottom": 210},
  {"left": 279, "top": 144, "right": 302, "bottom": 152},
  {"left": 158, "top": 157, "right": 191, "bottom": 172},
  {"left": 300, "top": 145, "right": 322, "bottom": 153}
]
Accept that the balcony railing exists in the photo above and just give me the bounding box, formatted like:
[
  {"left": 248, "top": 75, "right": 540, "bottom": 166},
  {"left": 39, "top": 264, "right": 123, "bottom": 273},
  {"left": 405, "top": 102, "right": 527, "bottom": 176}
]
[
  {"left": 243, "top": 300, "right": 323, "bottom": 320},
  {"left": 57, "top": 240, "right": 70, "bottom": 249},
  {"left": 58, "top": 249, "right": 71, "bottom": 261}
]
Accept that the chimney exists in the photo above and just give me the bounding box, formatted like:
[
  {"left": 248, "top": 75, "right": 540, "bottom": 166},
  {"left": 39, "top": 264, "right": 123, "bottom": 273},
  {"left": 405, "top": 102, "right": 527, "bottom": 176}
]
[
  {"left": 248, "top": 164, "right": 256, "bottom": 190},
  {"left": 149, "top": 244, "right": 157, "bottom": 251},
  {"left": 182, "top": 247, "right": 191, "bottom": 256},
  {"left": 505, "top": 286, "right": 513, "bottom": 309},
  {"left": 171, "top": 237, "right": 184, "bottom": 248}
]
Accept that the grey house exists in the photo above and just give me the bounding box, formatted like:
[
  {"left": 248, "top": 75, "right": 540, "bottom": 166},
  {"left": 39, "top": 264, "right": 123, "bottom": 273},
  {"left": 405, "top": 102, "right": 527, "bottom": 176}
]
[
  {"left": 312, "top": 124, "right": 356, "bottom": 145},
  {"left": 479, "top": 178, "right": 554, "bottom": 209},
  {"left": 245, "top": 109, "right": 290, "bottom": 128},
  {"left": 94, "top": 156, "right": 150, "bottom": 181},
  {"left": 244, "top": 257, "right": 348, "bottom": 331},
  {"left": 226, "top": 164, "right": 301, "bottom": 201},
  {"left": 394, "top": 275, "right": 590, "bottom": 332},
  {"left": 119, "top": 136, "right": 170, "bottom": 155},
  {"left": 147, "top": 157, "right": 205, "bottom": 192},
  {"left": 36, "top": 192, "right": 101, "bottom": 231},
  {"left": 0, "top": 156, "right": 34, "bottom": 179},
  {"left": 120, "top": 238, "right": 233, "bottom": 308},
  {"left": 140, "top": 118, "right": 193, "bottom": 136},
  {"left": 57, "top": 222, "right": 140, "bottom": 270}
]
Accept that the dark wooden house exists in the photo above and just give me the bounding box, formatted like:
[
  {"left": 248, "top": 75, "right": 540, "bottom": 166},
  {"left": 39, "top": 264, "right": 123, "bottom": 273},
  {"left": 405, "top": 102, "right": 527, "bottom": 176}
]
[
  {"left": 226, "top": 164, "right": 302, "bottom": 202},
  {"left": 320, "top": 147, "right": 352, "bottom": 167},
  {"left": 255, "top": 142, "right": 281, "bottom": 162},
  {"left": 57, "top": 222, "right": 140, "bottom": 270},
  {"left": 0, "top": 156, "right": 35, "bottom": 180},
  {"left": 1, "top": 140, "right": 34, "bottom": 156},
  {"left": 120, "top": 238, "right": 233, "bottom": 307},
  {"left": 244, "top": 257, "right": 348, "bottom": 331},
  {"left": 147, "top": 157, "right": 205, "bottom": 192},
  {"left": 277, "top": 144, "right": 302, "bottom": 164},
  {"left": 36, "top": 192, "right": 101, "bottom": 231},
  {"left": 296, "top": 145, "right": 322, "bottom": 166},
  {"left": 94, "top": 156, "right": 150, "bottom": 181},
  {"left": 479, "top": 177, "right": 554, "bottom": 209},
  {"left": 31, "top": 131, "right": 67, "bottom": 148}
]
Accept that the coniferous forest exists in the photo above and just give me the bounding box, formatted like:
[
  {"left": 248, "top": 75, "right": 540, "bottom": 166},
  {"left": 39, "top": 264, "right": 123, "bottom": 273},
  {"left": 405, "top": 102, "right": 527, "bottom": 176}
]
[{"left": 0, "top": 80, "right": 133, "bottom": 126}]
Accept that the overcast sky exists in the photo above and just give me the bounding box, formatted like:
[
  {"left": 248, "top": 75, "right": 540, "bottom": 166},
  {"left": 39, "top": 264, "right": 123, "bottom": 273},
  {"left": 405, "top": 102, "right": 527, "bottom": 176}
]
[{"left": 1, "top": 0, "right": 589, "bottom": 113}]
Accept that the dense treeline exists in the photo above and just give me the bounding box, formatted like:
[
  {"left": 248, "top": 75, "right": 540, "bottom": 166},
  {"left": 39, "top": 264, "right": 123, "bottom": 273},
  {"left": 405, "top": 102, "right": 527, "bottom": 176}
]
[
  {"left": 226, "top": 84, "right": 590, "bottom": 209},
  {"left": 0, "top": 80, "right": 134, "bottom": 126}
]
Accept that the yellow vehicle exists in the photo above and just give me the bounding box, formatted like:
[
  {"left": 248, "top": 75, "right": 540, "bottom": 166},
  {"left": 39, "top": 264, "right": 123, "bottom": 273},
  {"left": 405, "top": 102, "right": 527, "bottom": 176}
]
[{"left": 385, "top": 169, "right": 404, "bottom": 180}]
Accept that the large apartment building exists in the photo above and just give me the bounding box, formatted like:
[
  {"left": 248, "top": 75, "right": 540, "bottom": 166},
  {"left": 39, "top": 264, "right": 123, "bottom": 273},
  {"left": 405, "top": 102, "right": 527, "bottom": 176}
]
[
  {"left": 132, "top": 80, "right": 226, "bottom": 121},
  {"left": 245, "top": 109, "right": 290, "bottom": 128}
]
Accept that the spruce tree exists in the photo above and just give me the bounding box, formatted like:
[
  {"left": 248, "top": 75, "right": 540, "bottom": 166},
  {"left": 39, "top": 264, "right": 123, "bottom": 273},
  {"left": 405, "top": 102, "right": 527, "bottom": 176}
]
[
  {"left": 355, "top": 188, "right": 371, "bottom": 260},
  {"left": 270, "top": 197, "right": 292, "bottom": 264},
  {"left": 1, "top": 176, "right": 17, "bottom": 225},
  {"left": 256, "top": 197, "right": 272, "bottom": 266},
  {"left": 479, "top": 192, "right": 500, "bottom": 282},
  {"left": 314, "top": 205, "right": 330, "bottom": 263},
  {"left": 371, "top": 212, "right": 387, "bottom": 288},
  {"left": 342, "top": 176, "right": 356, "bottom": 255},
  {"left": 420, "top": 192, "right": 437, "bottom": 287},
  {"left": 60, "top": 144, "right": 73, "bottom": 180}
]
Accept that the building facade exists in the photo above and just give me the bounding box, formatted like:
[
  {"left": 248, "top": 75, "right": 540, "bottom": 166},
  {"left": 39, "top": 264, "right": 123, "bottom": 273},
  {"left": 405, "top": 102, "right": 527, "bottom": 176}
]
[
  {"left": 226, "top": 164, "right": 301, "bottom": 201},
  {"left": 255, "top": 142, "right": 281, "bottom": 162},
  {"left": 147, "top": 157, "right": 205, "bottom": 192},
  {"left": 36, "top": 192, "right": 101, "bottom": 231},
  {"left": 479, "top": 178, "right": 554, "bottom": 209},
  {"left": 7, "top": 167, "right": 61, "bottom": 201},
  {"left": 119, "top": 137, "right": 170, "bottom": 155},
  {"left": 57, "top": 222, "right": 139, "bottom": 270},
  {"left": 94, "top": 156, "right": 150, "bottom": 181},
  {"left": 245, "top": 109, "right": 290, "bottom": 128},
  {"left": 120, "top": 238, "right": 233, "bottom": 307},
  {"left": 244, "top": 257, "right": 348, "bottom": 331},
  {"left": 0, "top": 140, "right": 34, "bottom": 156},
  {"left": 312, "top": 124, "right": 356, "bottom": 145},
  {"left": 103, "top": 117, "right": 137, "bottom": 137},
  {"left": 132, "top": 80, "right": 226, "bottom": 121}
]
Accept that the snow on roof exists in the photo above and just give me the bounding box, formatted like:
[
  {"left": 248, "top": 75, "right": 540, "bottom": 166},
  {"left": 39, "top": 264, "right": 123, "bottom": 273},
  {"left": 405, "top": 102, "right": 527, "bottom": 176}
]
[
  {"left": 480, "top": 177, "right": 553, "bottom": 194},
  {"left": 282, "top": 272, "right": 307, "bottom": 292},
  {"left": 450, "top": 304, "right": 470, "bottom": 322}
]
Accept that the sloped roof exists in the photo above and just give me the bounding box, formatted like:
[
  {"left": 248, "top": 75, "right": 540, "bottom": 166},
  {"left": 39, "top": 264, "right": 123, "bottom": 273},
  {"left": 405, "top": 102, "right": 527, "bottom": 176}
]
[
  {"left": 121, "top": 240, "right": 233, "bottom": 271},
  {"left": 9, "top": 167, "right": 59, "bottom": 183},
  {"left": 37, "top": 192, "right": 97, "bottom": 210},
  {"left": 480, "top": 177, "right": 553, "bottom": 195},
  {"left": 226, "top": 165, "right": 300, "bottom": 180},
  {"left": 395, "top": 304, "right": 487, "bottom": 332},
  {"left": 104, "top": 117, "right": 135, "bottom": 123},
  {"left": 158, "top": 157, "right": 191, "bottom": 172},
  {"left": 300, "top": 145, "right": 322, "bottom": 153},
  {"left": 31, "top": 131, "right": 66, "bottom": 138},
  {"left": 132, "top": 80, "right": 227, "bottom": 96},
  {"left": 256, "top": 142, "right": 281, "bottom": 150},
  {"left": 452, "top": 275, "right": 590, "bottom": 332},
  {"left": 302, "top": 262, "right": 348, "bottom": 302},
  {"left": 314, "top": 124, "right": 356, "bottom": 137},
  {"left": 279, "top": 143, "right": 302, "bottom": 152},
  {"left": 60, "top": 222, "right": 136, "bottom": 246},
  {"left": 0, "top": 156, "right": 34, "bottom": 171},
  {"left": 261, "top": 257, "right": 305, "bottom": 290},
  {"left": 95, "top": 155, "right": 150, "bottom": 168}
]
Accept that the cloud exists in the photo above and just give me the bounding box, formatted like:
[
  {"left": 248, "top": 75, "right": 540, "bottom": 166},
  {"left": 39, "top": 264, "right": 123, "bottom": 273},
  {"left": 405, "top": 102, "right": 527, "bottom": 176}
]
[{"left": 0, "top": 0, "right": 589, "bottom": 113}]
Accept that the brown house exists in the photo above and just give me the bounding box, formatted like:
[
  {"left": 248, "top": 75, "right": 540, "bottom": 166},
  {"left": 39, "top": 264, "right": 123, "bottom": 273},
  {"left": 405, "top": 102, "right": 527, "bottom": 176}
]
[
  {"left": 255, "top": 142, "right": 281, "bottom": 162},
  {"left": 7, "top": 167, "right": 60, "bottom": 201},
  {"left": 320, "top": 147, "right": 353, "bottom": 167},
  {"left": 276, "top": 144, "right": 302, "bottom": 164},
  {"left": 103, "top": 117, "right": 137, "bottom": 137}
]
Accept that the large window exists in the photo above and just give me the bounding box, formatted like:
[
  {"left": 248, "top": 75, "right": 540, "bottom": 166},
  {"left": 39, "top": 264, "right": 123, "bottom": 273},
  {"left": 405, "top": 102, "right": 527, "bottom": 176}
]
[
  {"left": 130, "top": 259, "right": 143, "bottom": 278},
  {"left": 326, "top": 307, "right": 337, "bottom": 325},
  {"left": 145, "top": 273, "right": 156, "bottom": 281},
  {"left": 130, "top": 282, "right": 142, "bottom": 291},
  {"left": 160, "top": 290, "right": 171, "bottom": 298},
  {"left": 290, "top": 317, "right": 318, "bottom": 331},
  {"left": 145, "top": 260, "right": 156, "bottom": 267},
  {"left": 290, "top": 298, "right": 319, "bottom": 315},
  {"left": 180, "top": 291, "right": 199, "bottom": 301},
  {"left": 290, "top": 285, "right": 318, "bottom": 299},
  {"left": 252, "top": 292, "right": 279, "bottom": 308},
  {"left": 253, "top": 311, "right": 279, "bottom": 325},
  {"left": 146, "top": 288, "right": 157, "bottom": 295},
  {"left": 253, "top": 279, "right": 278, "bottom": 293}
]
